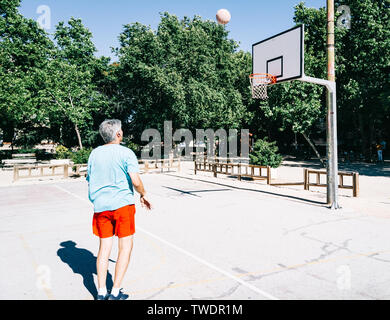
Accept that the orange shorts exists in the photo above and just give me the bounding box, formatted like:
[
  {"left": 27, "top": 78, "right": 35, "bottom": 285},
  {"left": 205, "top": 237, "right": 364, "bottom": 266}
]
[{"left": 93, "top": 205, "right": 136, "bottom": 239}]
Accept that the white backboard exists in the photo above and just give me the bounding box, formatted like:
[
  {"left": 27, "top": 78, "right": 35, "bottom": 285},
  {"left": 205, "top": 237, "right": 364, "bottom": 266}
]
[{"left": 252, "top": 25, "right": 305, "bottom": 83}]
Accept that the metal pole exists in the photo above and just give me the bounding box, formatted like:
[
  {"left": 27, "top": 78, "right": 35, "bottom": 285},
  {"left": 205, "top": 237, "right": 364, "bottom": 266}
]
[{"left": 327, "top": 0, "right": 340, "bottom": 209}]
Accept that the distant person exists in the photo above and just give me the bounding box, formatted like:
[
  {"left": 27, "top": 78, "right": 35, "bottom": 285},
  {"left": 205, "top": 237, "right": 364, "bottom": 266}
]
[
  {"left": 87, "top": 119, "right": 152, "bottom": 300},
  {"left": 381, "top": 140, "right": 386, "bottom": 157},
  {"left": 376, "top": 143, "right": 383, "bottom": 163}
]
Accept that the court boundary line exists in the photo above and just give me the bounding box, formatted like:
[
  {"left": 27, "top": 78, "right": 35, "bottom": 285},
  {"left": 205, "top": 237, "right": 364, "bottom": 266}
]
[{"left": 54, "top": 184, "right": 279, "bottom": 300}]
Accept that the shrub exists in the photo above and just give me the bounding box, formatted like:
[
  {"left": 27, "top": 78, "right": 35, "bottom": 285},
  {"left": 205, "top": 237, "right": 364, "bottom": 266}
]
[
  {"left": 123, "top": 138, "right": 141, "bottom": 157},
  {"left": 35, "top": 149, "right": 54, "bottom": 161},
  {"left": 249, "top": 139, "right": 283, "bottom": 168},
  {"left": 55, "top": 145, "right": 71, "bottom": 159},
  {"left": 16, "top": 148, "right": 38, "bottom": 154},
  {"left": 70, "top": 148, "right": 93, "bottom": 164}
]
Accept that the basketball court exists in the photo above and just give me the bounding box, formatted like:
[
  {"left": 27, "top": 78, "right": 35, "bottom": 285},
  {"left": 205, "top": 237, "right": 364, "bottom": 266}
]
[
  {"left": 1, "top": 173, "right": 390, "bottom": 300},
  {"left": 1, "top": 2, "right": 387, "bottom": 302}
]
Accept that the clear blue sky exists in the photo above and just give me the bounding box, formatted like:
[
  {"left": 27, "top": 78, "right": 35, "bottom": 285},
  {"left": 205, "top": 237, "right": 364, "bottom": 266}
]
[{"left": 20, "top": 0, "right": 323, "bottom": 61}]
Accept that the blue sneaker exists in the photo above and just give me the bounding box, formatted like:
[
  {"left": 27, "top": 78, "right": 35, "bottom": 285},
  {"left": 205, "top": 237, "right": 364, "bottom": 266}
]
[
  {"left": 96, "top": 292, "right": 110, "bottom": 300},
  {"left": 108, "top": 289, "right": 129, "bottom": 300}
]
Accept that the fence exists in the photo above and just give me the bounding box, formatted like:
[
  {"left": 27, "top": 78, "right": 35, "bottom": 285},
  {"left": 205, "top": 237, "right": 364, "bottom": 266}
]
[
  {"left": 140, "top": 158, "right": 181, "bottom": 173},
  {"left": 2, "top": 153, "right": 37, "bottom": 169},
  {"left": 13, "top": 159, "right": 181, "bottom": 182},
  {"left": 194, "top": 161, "right": 271, "bottom": 184},
  {"left": 194, "top": 161, "right": 359, "bottom": 198},
  {"left": 13, "top": 164, "right": 71, "bottom": 181},
  {"left": 304, "top": 169, "right": 359, "bottom": 197},
  {"left": 205, "top": 156, "right": 250, "bottom": 164}
]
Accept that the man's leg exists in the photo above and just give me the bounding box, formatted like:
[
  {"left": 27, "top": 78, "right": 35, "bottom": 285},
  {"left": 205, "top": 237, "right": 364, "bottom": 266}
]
[
  {"left": 112, "top": 235, "right": 133, "bottom": 293},
  {"left": 97, "top": 237, "right": 114, "bottom": 292}
]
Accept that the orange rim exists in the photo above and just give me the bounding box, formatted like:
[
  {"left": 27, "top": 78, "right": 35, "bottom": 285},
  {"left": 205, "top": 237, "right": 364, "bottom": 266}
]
[{"left": 249, "top": 73, "right": 277, "bottom": 84}]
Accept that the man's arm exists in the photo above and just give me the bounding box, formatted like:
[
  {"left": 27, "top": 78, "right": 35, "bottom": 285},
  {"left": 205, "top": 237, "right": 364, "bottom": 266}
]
[{"left": 129, "top": 172, "right": 152, "bottom": 210}]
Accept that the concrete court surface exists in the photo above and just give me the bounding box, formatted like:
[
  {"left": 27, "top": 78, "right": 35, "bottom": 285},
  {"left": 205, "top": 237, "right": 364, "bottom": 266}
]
[{"left": 1, "top": 173, "right": 390, "bottom": 300}]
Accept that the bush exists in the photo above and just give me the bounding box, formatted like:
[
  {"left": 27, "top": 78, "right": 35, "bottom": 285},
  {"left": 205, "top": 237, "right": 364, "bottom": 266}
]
[
  {"left": 15, "top": 148, "right": 38, "bottom": 154},
  {"left": 123, "top": 138, "right": 141, "bottom": 157},
  {"left": 55, "top": 145, "right": 71, "bottom": 159},
  {"left": 35, "top": 149, "right": 54, "bottom": 161},
  {"left": 0, "top": 150, "right": 13, "bottom": 161},
  {"left": 249, "top": 139, "right": 283, "bottom": 168},
  {"left": 70, "top": 148, "right": 93, "bottom": 164}
]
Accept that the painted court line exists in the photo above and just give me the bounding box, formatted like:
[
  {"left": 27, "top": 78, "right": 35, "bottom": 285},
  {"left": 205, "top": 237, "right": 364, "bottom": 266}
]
[{"left": 54, "top": 184, "right": 279, "bottom": 300}]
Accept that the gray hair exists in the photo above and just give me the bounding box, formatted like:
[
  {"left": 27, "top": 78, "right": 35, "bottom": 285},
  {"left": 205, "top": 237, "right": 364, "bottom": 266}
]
[{"left": 99, "top": 119, "right": 122, "bottom": 143}]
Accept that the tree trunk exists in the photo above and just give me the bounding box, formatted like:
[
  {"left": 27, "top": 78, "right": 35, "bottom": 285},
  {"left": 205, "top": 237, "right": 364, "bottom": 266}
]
[
  {"left": 301, "top": 132, "right": 326, "bottom": 168},
  {"left": 75, "top": 124, "right": 83, "bottom": 150},
  {"left": 67, "top": 93, "right": 83, "bottom": 150}
]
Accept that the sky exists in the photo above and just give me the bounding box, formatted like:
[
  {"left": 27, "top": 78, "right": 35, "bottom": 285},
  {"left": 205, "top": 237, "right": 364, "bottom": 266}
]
[{"left": 19, "top": 0, "right": 324, "bottom": 61}]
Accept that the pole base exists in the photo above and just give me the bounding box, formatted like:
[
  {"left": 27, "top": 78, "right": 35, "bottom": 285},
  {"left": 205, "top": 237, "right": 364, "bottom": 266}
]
[{"left": 328, "top": 202, "right": 342, "bottom": 210}]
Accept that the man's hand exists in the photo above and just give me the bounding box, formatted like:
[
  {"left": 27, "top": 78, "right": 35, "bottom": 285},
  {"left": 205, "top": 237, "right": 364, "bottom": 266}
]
[
  {"left": 140, "top": 195, "right": 152, "bottom": 210},
  {"left": 129, "top": 172, "right": 152, "bottom": 210}
]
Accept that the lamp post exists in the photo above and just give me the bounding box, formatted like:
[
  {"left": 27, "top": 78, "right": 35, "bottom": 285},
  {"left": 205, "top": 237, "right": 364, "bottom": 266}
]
[{"left": 326, "top": 0, "right": 340, "bottom": 209}]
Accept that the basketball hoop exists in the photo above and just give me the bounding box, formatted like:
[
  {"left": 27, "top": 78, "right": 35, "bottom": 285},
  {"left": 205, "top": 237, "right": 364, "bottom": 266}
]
[{"left": 249, "top": 73, "right": 277, "bottom": 100}]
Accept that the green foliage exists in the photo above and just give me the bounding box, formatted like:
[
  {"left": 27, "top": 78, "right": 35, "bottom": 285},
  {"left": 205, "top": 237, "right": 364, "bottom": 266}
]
[
  {"left": 0, "top": 0, "right": 21, "bottom": 17},
  {"left": 0, "top": 0, "right": 54, "bottom": 144},
  {"left": 123, "top": 137, "right": 141, "bottom": 157},
  {"left": 334, "top": 0, "right": 390, "bottom": 155},
  {"left": 0, "top": 3, "right": 109, "bottom": 149},
  {"left": 292, "top": 0, "right": 390, "bottom": 156},
  {"left": 113, "top": 13, "right": 251, "bottom": 142},
  {"left": 0, "top": 150, "right": 12, "bottom": 161},
  {"left": 55, "top": 144, "right": 92, "bottom": 163},
  {"left": 54, "top": 18, "right": 97, "bottom": 68},
  {"left": 55, "top": 145, "right": 71, "bottom": 159},
  {"left": 249, "top": 139, "right": 283, "bottom": 168},
  {"left": 70, "top": 147, "right": 92, "bottom": 164},
  {"left": 0, "top": 1, "right": 389, "bottom": 161},
  {"left": 39, "top": 19, "right": 109, "bottom": 149},
  {"left": 14, "top": 148, "right": 37, "bottom": 154}
]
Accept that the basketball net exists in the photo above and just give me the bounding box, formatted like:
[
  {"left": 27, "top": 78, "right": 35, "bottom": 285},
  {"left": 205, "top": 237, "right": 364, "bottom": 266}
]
[{"left": 249, "top": 73, "right": 277, "bottom": 100}]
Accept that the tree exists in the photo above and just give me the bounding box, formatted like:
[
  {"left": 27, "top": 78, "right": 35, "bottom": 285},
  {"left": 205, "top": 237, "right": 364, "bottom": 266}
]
[
  {"left": 39, "top": 18, "right": 109, "bottom": 149},
  {"left": 40, "top": 60, "right": 105, "bottom": 149},
  {"left": 54, "top": 18, "right": 97, "bottom": 69},
  {"left": 113, "top": 13, "right": 251, "bottom": 143},
  {"left": 249, "top": 138, "right": 283, "bottom": 168},
  {"left": 256, "top": 0, "right": 390, "bottom": 164},
  {"left": 0, "top": 0, "right": 54, "bottom": 145},
  {"left": 334, "top": 0, "right": 390, "bottom": 158}
]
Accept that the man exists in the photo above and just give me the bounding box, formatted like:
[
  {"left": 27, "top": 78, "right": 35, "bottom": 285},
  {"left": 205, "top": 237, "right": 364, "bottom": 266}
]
[
  {"left": 380, "top": 140, "right": 386, "bottom": 159},
  {"left": 376, "top": 142, "right": 383, "bottom": 163},
  {"left": 87, "top": 119, "right": 152, "bottom": 300}
]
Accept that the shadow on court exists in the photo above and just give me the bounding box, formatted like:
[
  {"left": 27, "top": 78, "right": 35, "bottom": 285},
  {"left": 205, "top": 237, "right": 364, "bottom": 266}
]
[
  {"left": 282, "top": 160, "right": 390, "bottom": 177},
  {"left": 57, "top": 241, "right": 114, "bottom": 300},
  {"left": 166, "top": 174, "right": 326, "bottom": 206},
  {"left": 163, "top": 186, "right": 231, "bottom": 197}
]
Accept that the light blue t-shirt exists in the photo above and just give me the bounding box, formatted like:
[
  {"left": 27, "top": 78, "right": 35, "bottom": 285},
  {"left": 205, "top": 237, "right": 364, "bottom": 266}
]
[{"left": 87, "top": 144, "right": 140, "bottom": 213}]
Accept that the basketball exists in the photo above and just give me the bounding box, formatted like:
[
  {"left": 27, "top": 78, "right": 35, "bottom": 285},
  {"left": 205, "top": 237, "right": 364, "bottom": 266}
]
[{"left": 216, "top": 9, "right": 231, "bottom": 25}]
